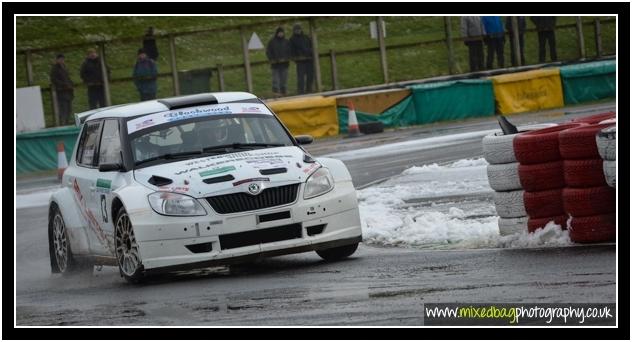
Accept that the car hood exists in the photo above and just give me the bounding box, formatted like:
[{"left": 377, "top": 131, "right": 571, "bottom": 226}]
[{"left": 133, "top": 146, "right": 320, "bottom": 198}]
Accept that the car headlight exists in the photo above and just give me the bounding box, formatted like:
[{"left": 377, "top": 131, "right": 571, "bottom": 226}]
[
  {"left": 148, "top": 192, "right": 207, "bottom": 216},
  {"left": 304, "top": 167, "right": 334, "bottom": 199}
]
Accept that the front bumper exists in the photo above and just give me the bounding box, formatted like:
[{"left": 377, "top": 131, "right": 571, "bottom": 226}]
[{"left": 130, "top": 180, "right": 362, "bottom": 271}]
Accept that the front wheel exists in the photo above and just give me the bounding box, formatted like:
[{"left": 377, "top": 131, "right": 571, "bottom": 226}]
[
  {"left": 115, "top": 208, "right": 144, "bottom": 283},
  {"left": 316, "top": 242, "right": 359, "bottom": 262}
]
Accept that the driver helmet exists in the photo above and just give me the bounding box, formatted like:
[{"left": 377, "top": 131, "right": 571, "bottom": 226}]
[{"left": 197, "top": 119, "right": 230, "bottom": 145}]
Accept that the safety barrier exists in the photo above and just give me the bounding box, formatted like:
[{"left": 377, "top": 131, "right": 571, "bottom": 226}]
[{"left": 15, "top": 61, "right": 617, "bottom": 175}]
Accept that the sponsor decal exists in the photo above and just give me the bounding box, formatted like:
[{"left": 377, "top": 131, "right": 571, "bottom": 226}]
[
  {"left": 199, "top": 165, "right": 236, "bottom": 177},
  {"left": 232, "top": 177, "right": 270, "bottom": 187},
  {"left": 175, "top": 154, "right": 294, "bottom": 175},
  {"left": 208, "top": 220, "right": 222, "bottom": 225},
  {"left": 159, "top": 185, "right": 190, "bottom": 193},
  {"left": 72, "top": 179, "right": 114, "bottom": 254},
  {"left": 100, "top": 194, "right": 108, "bottom": 223},
  {"left": 303, "top": 162, "right": 320, "bottom": 174},
  {"left": 96, "top": 178, "right": 112, "bottom": 193},
  {"left": 127, "top": 103, "right": 273, "bottom": 134}
]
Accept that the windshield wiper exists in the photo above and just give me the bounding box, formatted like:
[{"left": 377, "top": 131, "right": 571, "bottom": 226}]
[
  {"left": 135, "top": 150, "right": 204, "bottom": 167},
  {"left": 202, "top": 143, "right": 285, "bottom": 153}
]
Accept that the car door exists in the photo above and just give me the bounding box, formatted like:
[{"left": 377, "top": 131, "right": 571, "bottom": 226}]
[
  {"left": 93, "top": 118, "right": 127, "bottom": 255},
  {"left": 72, "top": 119, "right": 112, "bottom": 256}
]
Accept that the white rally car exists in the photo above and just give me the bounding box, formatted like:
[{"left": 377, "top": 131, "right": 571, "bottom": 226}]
[{"left": 48, "top": 92, "right": 362, "bottom": 283}]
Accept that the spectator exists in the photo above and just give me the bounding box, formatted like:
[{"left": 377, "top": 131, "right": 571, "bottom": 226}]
[
  {"left": 481, "top": 16, "right": 505, "bottom": 69},
  {"left": 133, "top": 48, "right": 158, "bottom": 101},
  {"left": 80, "top": 48, "right": 108, "bottom": 109},
  {"left": 460, "top": 16, "right": 486, "bottom": 72},
  {"left": 289, "top": 24, "right": 314, "bottom": 94},
  {"left": 531, "top": 16, "right": 558, "bottom": 63},
  {"left": 505, "top": 16, "right": 527, "bottom": 66},
  {"left": 143, "top": 26, "right": 159, "bottom": 61},
  {"left": 49, "top": 53, "right": 74, "bottom": 125},
  {"left": 266, "top": 27, "right": 291, "bottom": 97}
]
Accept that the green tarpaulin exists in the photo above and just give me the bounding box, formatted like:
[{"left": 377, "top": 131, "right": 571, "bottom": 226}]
[
  {"left": 560, "top": 60, "right": 616, "bottom": 105},
  {"left": 408, "top": 79, "right": 495, "bottom": 123},
  {"left": 338, "top": 96, "right": 417, "bottom": 133},
  {"left": 16, "top": 126, "right": 80, "bottom": 174}
]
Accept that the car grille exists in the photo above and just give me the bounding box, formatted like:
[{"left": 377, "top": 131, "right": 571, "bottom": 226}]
[{"left": 206, "top": 183, "right": 300, "bottom": 214}]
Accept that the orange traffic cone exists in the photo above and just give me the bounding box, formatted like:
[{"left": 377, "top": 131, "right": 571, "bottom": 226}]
[
  {"left": 57, "top": 142, "right": 68, "bottom": 181},
  {"left": 347, "top": 100, "right": 361, "bottom": 138}
]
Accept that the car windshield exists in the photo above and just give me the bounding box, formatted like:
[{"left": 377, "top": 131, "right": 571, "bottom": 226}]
[{"left": 130, "top": 114, "right": 294, "bottom": 167}]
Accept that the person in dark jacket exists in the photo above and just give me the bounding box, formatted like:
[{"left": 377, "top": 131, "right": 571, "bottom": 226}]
[
  {"left": 133, "top": 48, "right": 158, "bottom": 101},
  {"left": 289, "top": 24, "right": 314, "bottom": 94},
  {"left": 505, "top": 16, "right": 527, "bottom": 66},
  {"left": 531, "top": 16, "right": 557, "bottom": 63},
  {"left": 143, "top": 27, "right": 159, "bottom": 61},
  {"left": 481, "top": 16, "right": 505, "bottom": 69},
  {"left": 460, "top": 16, "right": 486, "bottom": 72},
  {"left": 80, "top": 48, "right": 108, "bottom": 109},
  {"left": 266, "top": 27, "right": 291, "bottom": 96},
  {"left": 50, "top": 54, "right": 74, "bottom": 125}
]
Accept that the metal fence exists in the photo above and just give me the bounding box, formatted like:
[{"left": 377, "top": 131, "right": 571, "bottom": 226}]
[{"left": 16, "top": 16, "right": 616, "bottom": 127}]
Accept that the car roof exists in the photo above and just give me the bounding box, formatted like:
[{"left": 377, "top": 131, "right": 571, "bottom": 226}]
[{"left": 80, "top": 92, "right": 259, "bottom": 122}]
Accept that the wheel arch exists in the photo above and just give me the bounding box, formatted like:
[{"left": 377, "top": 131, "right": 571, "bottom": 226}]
[{"left": 49, "top": 188, "right": 91, "bottom": 254}]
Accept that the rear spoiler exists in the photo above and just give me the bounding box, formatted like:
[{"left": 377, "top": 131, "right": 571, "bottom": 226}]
[{"left": 74, "top": 104, "right": 126, "bottom": 126}]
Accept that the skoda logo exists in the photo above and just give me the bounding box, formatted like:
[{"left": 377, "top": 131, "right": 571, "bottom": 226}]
[{"left": 247, "top": 183, "right": 261, "bottom": 195}]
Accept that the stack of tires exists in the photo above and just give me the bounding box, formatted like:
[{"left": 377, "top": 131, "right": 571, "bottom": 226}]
[
  {"left": 482, "top": 124, "right": 556, "bottom": 236},
  {"left": 597, "top": 126, "right": 616, "bottom": 188},
  {"left": 513, "top": 123, "right": 583, "bottom": 233},
  {"left": 559, "top": 123, "right": 616, "bottom": 243}
]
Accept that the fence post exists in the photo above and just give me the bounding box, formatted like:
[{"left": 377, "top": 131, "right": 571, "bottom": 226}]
[
  {"left": 217, "top": 64, "right": 225, "bottom": 91},
  {"left": 511, "top": 17, "right": 522, "bottom": 66},
  {"left": 169, "top": 35, "right": 180, "bottom": 96},
  {"left": 309, "top": 18, "right": 322, "bottom": 92},
  {"left": 443, "top": 16, "right": 455, "bottom": 74},
  {"left": 594, "top": 18, "right": 603, "bottom": 57},
  {"left": 575, "top": 16, "right": 586, "bottom": 59},
  {"left": 240, "top": 26, "right": 253, "bottom": 93},
  {"left": 25, "top": 50, "right": 34, "bottom": 86},
  {"left": 376, "top": 16, "right": 389, "bottom": 83},
  {"left": 329, "top": 49, "right": 339, "bottom": 90},
  {"left": 50, "top": 86, "right": 60, "bottom": 127},
  {"left": 98, "top": 43, "right": 112, "bottom": 106}
]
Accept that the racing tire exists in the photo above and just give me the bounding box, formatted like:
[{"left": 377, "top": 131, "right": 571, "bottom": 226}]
[
  {"left": 316, "top": 242, "right": 359, "bottom": 261},
  {"left": 568, "top": 214, "right": 616, "bottom": 243},
  {"left": 563, "top": 159, "right": 607, "bottom": 188},
  {"left": 559, "top": 123, "right": 613, "bottom": 160},
  {"left": 498, "top": 216, "right": 527, "bottom": 236},
  {"left": 115, "top": 207, "right": 145, "bottom": 283},
  {"left": 487, "top": 163, "right": 521, "bottom": 192},
  {"left": 596, "top": 126, "right": 616, "bottom": 161},
  {"left": 518, "top": 161, "right": 564, "bottom": 192},
  {"left": 527, "top": 215, "right": 568, "bottom": 233},
  {"left": 513, "top": 123, "right": 583, "bottom": 165},
  {"left": 603, "top": 160, "right": 616, "bottom": 188},
  {"left": 481, "top": 124, "right": 557, "bottom": 164},
  {"left": 562, "top": 186, "right": 616, "bottom": 217},
  {"left": 48, "top": 204, "right": 93, "bottom": 275},
  {"left": 571, "top": 111, "right": 616, "bottom": 125},
  {"left": 493, "top": 190, "right": 526, "bottom": 218},
  {"left": 523, "top": 189, "right": 565, "bottom": 219}
]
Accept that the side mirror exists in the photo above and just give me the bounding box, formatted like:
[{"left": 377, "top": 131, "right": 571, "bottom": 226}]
[
  {"left": 294, "top": 135, "right": 313, "bottom": 145},
  {"left": 99, "top": 163, "right": 122, "bottom": 172}
]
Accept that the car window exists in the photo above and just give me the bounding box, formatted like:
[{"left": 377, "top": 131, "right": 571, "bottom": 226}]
[
  {"left": 98, "top": 119, "right": 122, "bottom": 165},
  {"left": 130, "top": 115, "right": 293, "bottom": 166},
  {"left": 77, "top": 121, "right": 102, "bottom": 167}
]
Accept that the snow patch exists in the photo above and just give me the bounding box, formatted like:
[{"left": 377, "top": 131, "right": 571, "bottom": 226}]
[{"left": 358, "top": 158, "right": 573, "bottom": 249}]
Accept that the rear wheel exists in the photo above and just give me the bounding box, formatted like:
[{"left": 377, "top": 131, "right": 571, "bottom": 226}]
[
  {"left": 316, "top": 243, "right": 359, "bottom": 261},
  {"left": 48, "top": 204, "right": 92, "bottom": 274},
  {"left": 115, "top": 208, "right": 144, "bottom": 283}
]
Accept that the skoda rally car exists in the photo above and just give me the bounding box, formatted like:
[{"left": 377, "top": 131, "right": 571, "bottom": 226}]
[{"left": 48, "top": 92, "right": 362, "bottom": 282}]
